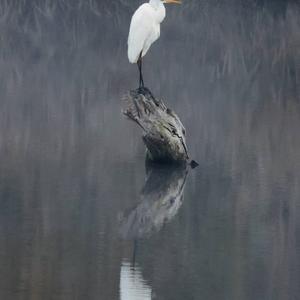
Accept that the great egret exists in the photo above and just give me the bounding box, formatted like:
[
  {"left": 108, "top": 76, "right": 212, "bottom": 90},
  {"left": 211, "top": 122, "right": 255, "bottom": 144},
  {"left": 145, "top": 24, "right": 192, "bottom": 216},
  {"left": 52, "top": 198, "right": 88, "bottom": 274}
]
[{"left": 128, "top": 0, "right": 181, "bottom": 89}]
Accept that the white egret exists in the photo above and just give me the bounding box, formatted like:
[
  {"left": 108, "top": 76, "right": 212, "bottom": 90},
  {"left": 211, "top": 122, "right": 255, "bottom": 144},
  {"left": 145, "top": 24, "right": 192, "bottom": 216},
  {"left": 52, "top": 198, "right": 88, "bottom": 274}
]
[{"left": 128, "top": 0, "right": 181, "bottom": 89}]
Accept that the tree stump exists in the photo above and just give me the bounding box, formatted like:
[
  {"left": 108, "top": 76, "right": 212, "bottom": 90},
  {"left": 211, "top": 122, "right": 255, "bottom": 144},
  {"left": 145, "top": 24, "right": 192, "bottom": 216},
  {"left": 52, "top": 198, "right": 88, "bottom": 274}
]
[{"left": 123, "top": 88, "right": 195, "bottom": 165}]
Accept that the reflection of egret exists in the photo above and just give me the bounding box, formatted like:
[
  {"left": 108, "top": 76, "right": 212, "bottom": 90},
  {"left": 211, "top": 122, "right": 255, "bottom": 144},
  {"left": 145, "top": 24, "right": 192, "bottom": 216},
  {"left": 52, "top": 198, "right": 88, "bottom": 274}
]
[
  {"left": 119, "top": 165, "right": 188, "bottom": 239},
  {"left": 128, "top": 0, "right": 181, "bottom": 88},
  {"left": 119, "top": 165, "right": 188, "bottom": 300},
  {"left": 120, "top": 260, "right": 152, "bottom": 300}
]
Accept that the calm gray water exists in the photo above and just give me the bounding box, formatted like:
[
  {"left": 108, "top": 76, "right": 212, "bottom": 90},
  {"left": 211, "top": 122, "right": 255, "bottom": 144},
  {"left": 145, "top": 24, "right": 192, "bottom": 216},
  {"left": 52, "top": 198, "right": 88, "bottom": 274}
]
[{"left": 0, "top": 1, "right": 300, "bottom": 299}]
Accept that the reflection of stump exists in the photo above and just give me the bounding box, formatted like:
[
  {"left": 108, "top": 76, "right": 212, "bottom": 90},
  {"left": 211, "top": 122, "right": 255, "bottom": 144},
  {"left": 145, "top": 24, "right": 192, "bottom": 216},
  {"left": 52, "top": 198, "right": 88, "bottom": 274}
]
[
  {"left": 119, "top": 165, "right": 188, "bottom": 239},
  {"left": 123, "top": 88, "right": 189, "bottom": 164}
]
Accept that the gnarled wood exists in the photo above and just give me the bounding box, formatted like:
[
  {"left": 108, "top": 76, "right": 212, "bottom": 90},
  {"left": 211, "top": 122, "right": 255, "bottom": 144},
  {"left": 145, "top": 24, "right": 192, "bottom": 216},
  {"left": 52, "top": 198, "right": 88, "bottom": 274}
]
[{"left": 123, "top": 88, "right": 190, "bottom": 164}]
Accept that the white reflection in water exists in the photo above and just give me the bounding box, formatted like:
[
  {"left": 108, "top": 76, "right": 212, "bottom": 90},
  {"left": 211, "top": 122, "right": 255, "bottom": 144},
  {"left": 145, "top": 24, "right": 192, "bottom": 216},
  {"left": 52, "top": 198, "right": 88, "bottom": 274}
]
[{"left": 120, "top": 260, "right": 152, "bottom": 300}]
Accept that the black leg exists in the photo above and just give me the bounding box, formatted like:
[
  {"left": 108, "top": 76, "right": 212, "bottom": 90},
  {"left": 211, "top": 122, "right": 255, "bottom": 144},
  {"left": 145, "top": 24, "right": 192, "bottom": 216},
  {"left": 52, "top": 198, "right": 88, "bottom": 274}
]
[
  {"left": 140, "top": 57, "right": 144, "bottom": 88},
  {"left": 137, "top": 52, "right": 144, "bottom": 88},
  {"left": 137, "top": 52, "right": 156, "bottom": 101},
  {"left": 137, "top": 60, "right": 142, "bottom": 88}
]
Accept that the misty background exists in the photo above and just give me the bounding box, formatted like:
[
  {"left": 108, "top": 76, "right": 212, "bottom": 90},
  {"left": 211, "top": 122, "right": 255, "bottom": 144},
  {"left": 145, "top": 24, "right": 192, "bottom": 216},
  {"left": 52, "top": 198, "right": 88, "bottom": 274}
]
[{"left": 0, "top": 0, "right": 299, "bottom": 299}]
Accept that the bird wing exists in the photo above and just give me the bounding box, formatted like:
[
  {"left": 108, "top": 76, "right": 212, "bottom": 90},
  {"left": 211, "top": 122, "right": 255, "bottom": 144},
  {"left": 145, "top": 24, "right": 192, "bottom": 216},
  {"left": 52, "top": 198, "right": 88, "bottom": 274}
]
[{"left": 128, "top": 4, "right": 154, "bottom": 63}]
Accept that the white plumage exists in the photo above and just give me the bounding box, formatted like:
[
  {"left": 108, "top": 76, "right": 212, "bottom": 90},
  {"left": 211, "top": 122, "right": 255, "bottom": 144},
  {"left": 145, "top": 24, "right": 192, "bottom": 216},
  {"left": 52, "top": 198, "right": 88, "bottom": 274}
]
[
  {"left": 128, "top": 1, "right": 165, "bottom": 63},
  {"left": 127, "top": 0, "right": 181, "bottom": 88}
]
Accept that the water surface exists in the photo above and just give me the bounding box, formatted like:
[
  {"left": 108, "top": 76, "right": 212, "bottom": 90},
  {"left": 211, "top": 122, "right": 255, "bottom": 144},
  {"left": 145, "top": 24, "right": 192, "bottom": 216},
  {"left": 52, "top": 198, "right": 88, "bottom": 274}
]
[{"left": 0, "top": 1, "right": 299, "bottom": 299}]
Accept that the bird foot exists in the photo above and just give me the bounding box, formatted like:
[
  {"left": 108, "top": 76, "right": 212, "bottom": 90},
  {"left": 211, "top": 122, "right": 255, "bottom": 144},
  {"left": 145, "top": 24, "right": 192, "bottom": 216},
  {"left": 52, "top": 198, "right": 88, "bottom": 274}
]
[{"left": 137, "top": 87, "right": 155, "bottom": 101}]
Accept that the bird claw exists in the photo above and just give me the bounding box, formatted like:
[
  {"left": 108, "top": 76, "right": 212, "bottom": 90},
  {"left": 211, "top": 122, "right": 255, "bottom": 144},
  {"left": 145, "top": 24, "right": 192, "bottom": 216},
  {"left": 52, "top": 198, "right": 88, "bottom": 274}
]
[{"left": 137, "top": 87, "right": 155, "bottom": 100}]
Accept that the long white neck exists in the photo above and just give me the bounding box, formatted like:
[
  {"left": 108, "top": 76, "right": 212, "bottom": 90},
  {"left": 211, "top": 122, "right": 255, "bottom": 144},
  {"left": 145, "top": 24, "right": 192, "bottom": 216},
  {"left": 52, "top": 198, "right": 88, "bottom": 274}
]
[{"left": 149, "top": 0, "right": 166, "bottom": 23}]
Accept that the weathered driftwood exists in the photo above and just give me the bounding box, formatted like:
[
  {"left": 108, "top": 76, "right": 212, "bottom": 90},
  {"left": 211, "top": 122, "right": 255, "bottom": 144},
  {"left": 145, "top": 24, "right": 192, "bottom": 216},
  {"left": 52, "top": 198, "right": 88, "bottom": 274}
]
[
  {"left": 123, "top": 88, "right": 191, "bottom": 164},
  {"left": 119, "top": 164, "right": 188, "bottom": 239}
]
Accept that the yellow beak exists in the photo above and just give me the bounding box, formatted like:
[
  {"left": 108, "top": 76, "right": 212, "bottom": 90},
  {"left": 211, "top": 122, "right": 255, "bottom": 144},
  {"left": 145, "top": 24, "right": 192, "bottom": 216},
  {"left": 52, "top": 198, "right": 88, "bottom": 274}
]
[{"left": 163, "top": 0, "right": 182, "bottom": 4}]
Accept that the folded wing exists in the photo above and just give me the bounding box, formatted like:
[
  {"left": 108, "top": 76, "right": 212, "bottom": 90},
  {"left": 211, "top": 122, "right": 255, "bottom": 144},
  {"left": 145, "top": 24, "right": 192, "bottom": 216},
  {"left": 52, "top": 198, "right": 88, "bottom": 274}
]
[{"left": 128, "top": 4, "right": 154, "bottom": 63}]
